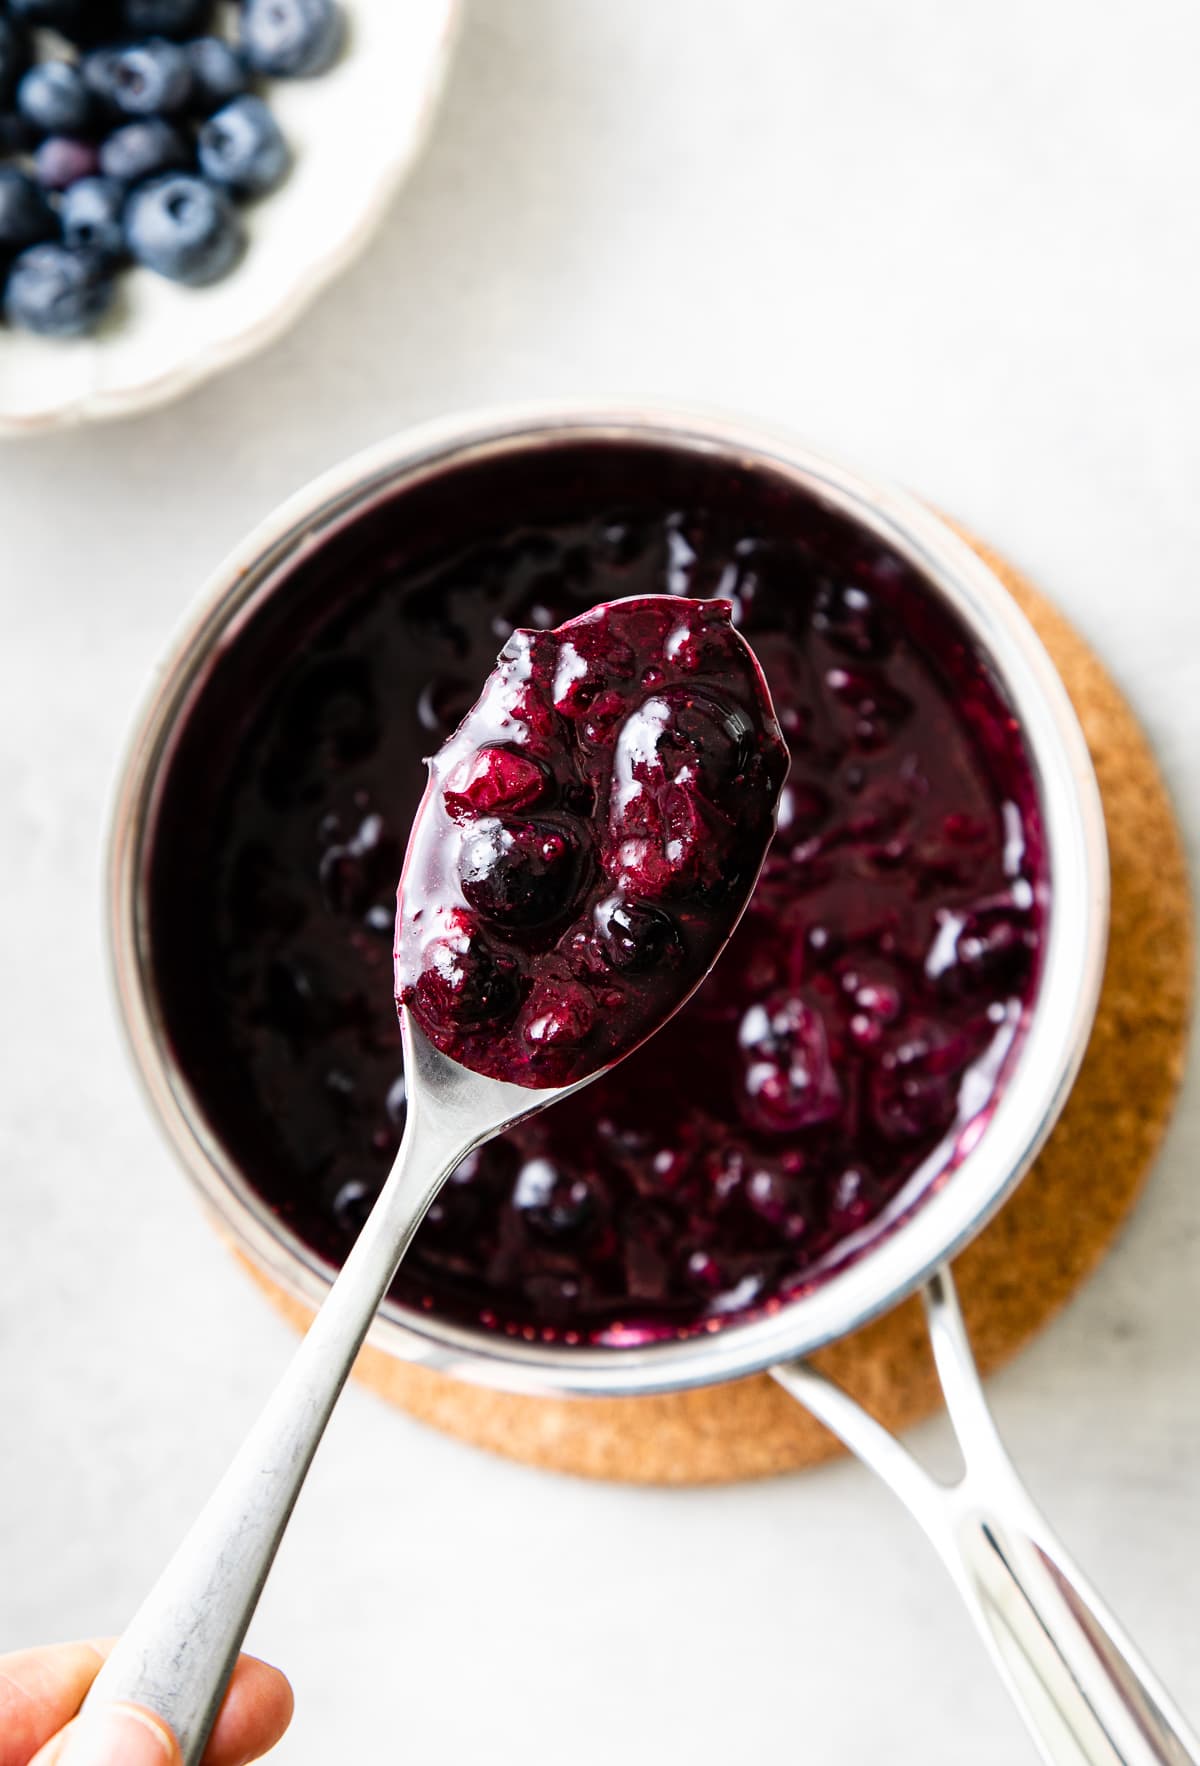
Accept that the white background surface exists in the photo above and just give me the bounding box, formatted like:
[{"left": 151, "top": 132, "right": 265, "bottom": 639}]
[{"left": 2, "top": 3, "right": 1198, "bottom": 1762}]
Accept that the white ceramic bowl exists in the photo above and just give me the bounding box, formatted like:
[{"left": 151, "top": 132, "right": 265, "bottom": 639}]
[{"left": 0, "top": 0, "right": 461, "bottom": 435}]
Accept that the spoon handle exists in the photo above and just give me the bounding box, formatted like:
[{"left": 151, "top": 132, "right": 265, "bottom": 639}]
[
  {"left": 774, "top": 1268, "right": 1200, "bottom": 1766},
  {"left": 75, "top": 1111, "right": 462, "bottom": 1765}
]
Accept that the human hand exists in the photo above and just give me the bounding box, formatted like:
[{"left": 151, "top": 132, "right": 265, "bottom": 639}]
[{"left": 0, "top": 1640, "right": 293, "bottom": 1765}]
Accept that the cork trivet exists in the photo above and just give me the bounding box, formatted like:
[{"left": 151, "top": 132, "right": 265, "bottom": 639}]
[{"left": 239, "top": 534, "right": 1194, "bottom": 1483}]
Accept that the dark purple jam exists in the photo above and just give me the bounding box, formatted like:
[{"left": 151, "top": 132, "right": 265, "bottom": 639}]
[
  {"left": 396, "top": 597, "right": 789, "bottom": 1087},
  {"left": 148, "top": 439, "right": 1044, "bottom": 1345}
]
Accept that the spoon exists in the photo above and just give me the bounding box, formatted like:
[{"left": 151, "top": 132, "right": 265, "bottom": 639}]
[{"left": 78, "top": 594, "right": 789, "bottom": 1761}]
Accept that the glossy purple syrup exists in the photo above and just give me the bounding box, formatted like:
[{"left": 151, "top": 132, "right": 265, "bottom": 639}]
[
  {"left": 147, "top": 441, "right": 1044, "bottom": 1345},
  {"left": 396, "top": 597, "right": 789, "bottom": 1087}
]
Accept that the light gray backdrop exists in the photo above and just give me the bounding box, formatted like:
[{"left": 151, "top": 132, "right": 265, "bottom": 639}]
[{"left": 2, "top": 3, "right": 1197, "bottom": 1761}]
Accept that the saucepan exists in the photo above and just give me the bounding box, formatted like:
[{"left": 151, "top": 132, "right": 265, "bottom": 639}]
[{"left": 107, "top": 407, "right": 1196, "bottom": 1764}]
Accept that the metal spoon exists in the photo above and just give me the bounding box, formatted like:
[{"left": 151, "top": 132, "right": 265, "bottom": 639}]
[{"left": 75, "top": 1015, "right": 603, "bottom": 1762}]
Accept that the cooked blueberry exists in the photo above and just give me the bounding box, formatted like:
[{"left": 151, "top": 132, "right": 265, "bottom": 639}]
[
  {"left": 35, "top": 137, "right": 101, "bottom": 192},
  {"left": 124, "top": 173, "right": 242, "bottom": 285},
  {"left": 812, "top": 581, "right": 891, "bottom": 659},
  {"left": 443, "top": 746, "right": 545, "bottom": 818},
  {"left": 410, "top": 922, "right": 519, "bottom": 1036},
  {"left": 99, "top": 118, "right": 190, "bottom": 184},
  {"left": 512, "top": 1157, "right": 596, "bottom": 1238},
  {"left": 104, "top": 39, "right": 192, "bottom": 116},
  {"left": 330, "top": 1176, "right": 377, "bottom": 1236},
  {"left": 59, "top": 177, "right": 126, "bottom": 260},
  {"left": 460, "top": 820, "right": 577, "bottom": 928},
  {"left": 185, "top": 36, "right": 249, "bottom": 111},
  {"left": 240, "top": 0, "right": 345, "bottom": 77},
  {"left": 4, "top": 243, "right": 114, "bottom": 336},
  {"left": 595, "top": 895, "right": 680, "bottom": 973},
  {"left": 824, "top": 664, "right": 913, "bottom": 750},
  {"left": 17, "top": 60, "right": 92, "bottom": 135},
  {"left": 869, "top": 1021, "right": 973, "bottom": 1142},
  {"left": 317, "top": 812, "right": 396, "bottom": 916},
  {"left": 119, "top": 0, "right": 215, "bottom": 36},
  {"left": 738, "top": 994, "right": 842, "bottom": 1133},
  {"left": 0, "top": 167, "right": 56, "bottom": 252},
  {"left": 522, "top": 979, "right": 597, "bottom": 1051},
  {"left": 198, "top": 95, "right": 289, "bottom": 197}
]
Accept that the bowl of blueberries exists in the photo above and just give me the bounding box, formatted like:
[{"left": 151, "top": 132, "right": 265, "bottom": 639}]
[{"left": 0, "top": 0, "right": 461, "bottom": 432}]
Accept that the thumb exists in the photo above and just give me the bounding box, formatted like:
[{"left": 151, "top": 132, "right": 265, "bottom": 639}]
[{"left": 32, "top": 1703, "right": 180, "bottom": 1766}]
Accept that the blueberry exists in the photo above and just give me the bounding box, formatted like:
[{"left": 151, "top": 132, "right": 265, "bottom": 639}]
[
  {"left": 443, "top": 747, "right": 545, "bottom": 818},
  {"left": 80, "top": 48, "right": 125, "bottom": 113},
  {"left": 103, "top": 39, "right": 193, "bottom": 116},
  {"left": 35, "top": 136, "right": 101, "bottom": 192},
  {"left": 240, "top": 0, "right": 345, "bottom": 77},
  {"left": 60, "top": 177, "right": 127, "bottom": 261},
  {"left": 184, "top": 36, "right": 248, "bottom": 112},
  {"left": 412, "top": 915, "right": 519, "bottom": 1035},
  {"left": 124, "top": 172, "right": 242, "bottom": 284},
  {"left": 118, "top": 0, "right": 215, "bottom": 37},
  {"left": 0, "top": 167, "right": 56, "bottom": 253},
  {"left": 868, "top": 1020, "right": 971, "bottom": 1143},
  {"left": 17, "top": 61, "right": 93, "bottom": 136},
  {"left": 198, "top": 95, "right": 289, "bottom": 197},
  {"left": 595, "top": 895, "right": 680, "bottom": 973},
  {"left": 0, "top": 17, "right": 30, "bottom": 107},
  {"left": 99, "top": 118, "right": 190, "bottom": 184},
  {"left": 459, "top": 820, "right": 578, "bottom": 928},
  {"left": 4, "top": 244, "right": 115, "bottom": 336},
  {"left": 522, "top": 979, "right": 597, "bottom": 1053},
  {"left": 512, "top": 1157, "right": 596, "bottom": 1239},
  {"left": 737, "top": 994, "right": 843, "bottom": 1133}
]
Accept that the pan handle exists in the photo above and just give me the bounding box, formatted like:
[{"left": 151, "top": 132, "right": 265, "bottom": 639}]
[{"left": 772, "top": 1266, "right": 1199, "bottom": 1766}]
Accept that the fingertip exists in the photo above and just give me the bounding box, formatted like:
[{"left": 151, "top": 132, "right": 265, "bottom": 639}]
[{"left": 202, "top": 1654, "right": 294, "bottom": 1766}]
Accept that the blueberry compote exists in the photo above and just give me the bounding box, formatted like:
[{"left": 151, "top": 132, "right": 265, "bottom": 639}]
[
  {"left": 396, "top": 597, "right": 789, "bottom": 1087},
  {"left": 148, "top": 441, "right": 1045, "bottom": 1345}
]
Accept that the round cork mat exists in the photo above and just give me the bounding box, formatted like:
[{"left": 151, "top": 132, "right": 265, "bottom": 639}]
[{"left": 240, "top": 533, "right": 1194, "bottom": 1483}]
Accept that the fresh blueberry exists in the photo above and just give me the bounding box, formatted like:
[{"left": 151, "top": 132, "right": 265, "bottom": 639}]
[
  {"left": 118, "top": 0, "right": 215, "bottom": 37},
  {"left": 80, "top": 47, "right": 124, "bottom": 112},
  {"left": 99, "top": 118, "right": 190, "bottom": 183},
  {"left": 17, "top": 61, "right": 93, "bottom": 135},
  {"left": 240, "top": 0, "right": 345, "bottom": 77},
  {"left": 184, "top": 36, "right": 248, "bottom": 111},
  {"left": 35, "top": 136, "right": 101, "bottom": 192},
  {"left": 124, "top": 172, "right": 243, "bottom": 284},
  {"left": 0, "top": 166, "right": 56, "bottom": 252},
  {"left": 103, "top": 39, "right": 192, "bottom": 116},
  {"left": 0, "top": 16, "right": 30, "bottom": 106},
  {"left": 198, "top": 95, "right": 289, "bottom": 196},
  {"left": 60, "top": 177, "right": 127, "bottom": 261},
  {"left": 4, "top": 243, "right": 115, "bottom": 336}
]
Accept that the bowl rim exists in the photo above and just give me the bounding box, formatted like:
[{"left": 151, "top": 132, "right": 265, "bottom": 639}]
[{"left": 106, "top": 401, "right": 1110, "bottom": 1398}]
